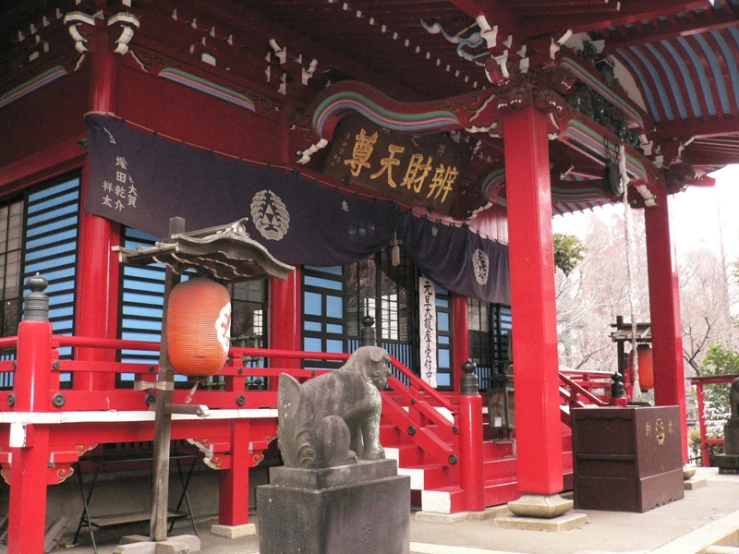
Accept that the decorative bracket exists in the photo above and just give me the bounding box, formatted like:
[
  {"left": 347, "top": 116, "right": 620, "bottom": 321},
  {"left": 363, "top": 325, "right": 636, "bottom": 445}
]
[{"left": 107, "top": 12, "right": 140, "bottom": 55}]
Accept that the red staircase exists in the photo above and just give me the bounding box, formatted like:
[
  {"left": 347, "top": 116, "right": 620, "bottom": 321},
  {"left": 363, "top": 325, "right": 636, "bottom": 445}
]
[{"left": 379, "top": 358, "right": 609, "bottom": 514}]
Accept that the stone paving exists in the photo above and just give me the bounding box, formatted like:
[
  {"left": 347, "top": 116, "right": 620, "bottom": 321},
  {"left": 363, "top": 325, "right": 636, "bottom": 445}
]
[{"left": 4, "top": 468, "right": 737, "bottom": 554}]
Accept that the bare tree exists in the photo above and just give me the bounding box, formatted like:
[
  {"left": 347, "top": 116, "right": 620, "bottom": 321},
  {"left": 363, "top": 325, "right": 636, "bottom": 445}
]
[
  {"left": 679, "top": 248, "right": 737, "bottom": 375},
  {"left": 556, "top": 209, "right": 650, "bottom": 372}
]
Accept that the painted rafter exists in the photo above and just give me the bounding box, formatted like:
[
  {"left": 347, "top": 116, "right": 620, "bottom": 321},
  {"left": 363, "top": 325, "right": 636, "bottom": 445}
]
[
  {"left": 447, "top": 0, "right": 526, "bottom": 55},
  {"left": 181, "top": 0, "right": 424, "bottom": 101},
  {"left": 293, "top": 80, "right": 501, "bottom": 164},
  {"left": 522, "top": 1, "right": 711, "bottom": 39},
  {"left": 602, "top": 8, "right": 739, "bottom": 52}
]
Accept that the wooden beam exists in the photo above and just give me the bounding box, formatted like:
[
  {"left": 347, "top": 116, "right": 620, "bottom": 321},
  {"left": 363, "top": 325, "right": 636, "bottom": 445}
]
[
  {"left": 522, "top": 0, "right": 710, "bottom": 39},
  {"left": 180, "top": 0, "right": 425, "bottom": 101},
  {"left": 654, "top": 116, "right": 739, "bottom": 139},
  {"left": 683, "top": 150, "right": 739, "bottom": 166},
  {"left": 604, "top": 6, "right": 739, "bottom": 52},
  {"left": 447, "top": 0, "right": 524, "bottom": 45}
]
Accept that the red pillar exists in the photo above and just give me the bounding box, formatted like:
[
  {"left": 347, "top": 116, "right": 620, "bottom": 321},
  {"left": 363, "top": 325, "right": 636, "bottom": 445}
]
[
  {"left": 219, "top": 420, "right": 251, "bottom": 525},
  {"left": 644, "top": 182, "right": 688, "bottom": 463},
  {"left": 503, "top": 105, "right": 563, "bottom": 495},
  {"left": 75, "top": 29, "right": 118, "bottom": 390},
  {"left": 459, "top": 360, "right": 485, "bottom": 511},
  {"left": 696, "top": 383, "right": 709, "bottom": 467},
  {"left": 8, "top": 307, "right": 53, "bottom": 553},
  {"left": 269, "top": 269, "right": 302, "bottom": 377},
  {"left": 451, "top": 295, "right": 470, "bottom": 395}
]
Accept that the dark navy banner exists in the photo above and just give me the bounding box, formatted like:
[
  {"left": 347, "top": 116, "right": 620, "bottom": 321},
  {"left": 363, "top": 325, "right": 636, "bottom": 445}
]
[{"left": 86, "top": 114, "right": 509, "bottom": 304}]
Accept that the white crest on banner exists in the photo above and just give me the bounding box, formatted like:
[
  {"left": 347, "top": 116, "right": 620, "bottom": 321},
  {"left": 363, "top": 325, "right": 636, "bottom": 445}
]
[
  {"left": 251, "top": 190, "right": 290, "bottom": 241},
  {"left": 472, "top": 249, "right": 489, "bottom": 285},
  {"left": 418, "top": 277, "right": 438, "bottom": 388}
]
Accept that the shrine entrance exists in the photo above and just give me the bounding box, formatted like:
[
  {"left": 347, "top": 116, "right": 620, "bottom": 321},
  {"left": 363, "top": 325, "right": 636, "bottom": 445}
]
[{"left": 302, "top": 248, "right": 454, "bottom": 389}]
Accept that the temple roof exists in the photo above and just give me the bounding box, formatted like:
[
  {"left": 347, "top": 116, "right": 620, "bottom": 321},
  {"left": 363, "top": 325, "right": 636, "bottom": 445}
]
[{"left": 0, "top": 0, "right": 736, "bottom": 216}]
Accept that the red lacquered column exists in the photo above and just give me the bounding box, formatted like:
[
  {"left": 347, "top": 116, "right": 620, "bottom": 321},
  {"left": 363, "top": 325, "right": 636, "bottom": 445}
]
[
  {"left": 451, "top": 295, "right": 470, "bottom": 395},
  {"left": 503, "top": 105, "right": 563, "bottom": 496},
  {"left": 645, "top": 182, "right": 688, "bottom": 463},
  {"left": 75, "top": 29, "right": 118, "bottom": 390}
]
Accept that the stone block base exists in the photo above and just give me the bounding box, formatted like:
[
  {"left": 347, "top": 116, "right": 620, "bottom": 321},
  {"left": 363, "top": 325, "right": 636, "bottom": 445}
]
[
  {"left": 494, "top": 512, "right": 587, "bottom": 532},
  {"left": 414, "top": 505, "right": 510, "bottom": 523},
  {"left": 715, "top": 454, "right": 739, "bottom": 474},
  {"left": 257, "top": 460, "right": 410, "bottom": 554},
  {"left": 210, "top": 523, "right": 256, "bottom": 539},
  {"left": 113, "top": 535, "right": 200, "bottom": 554},
  {"left": 508, "top": 494, "right": 573, "bottom": 519},
  {"left": 684, "top": 477, "right": 708, "bottom": 490}
]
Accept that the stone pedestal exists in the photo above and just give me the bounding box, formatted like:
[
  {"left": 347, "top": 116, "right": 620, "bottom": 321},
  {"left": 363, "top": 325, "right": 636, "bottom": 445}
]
[
  {"left": 210, "top": 523, "right": 256, "bottom": 539},
  {"left": 257, "top": 459, "right": 410, "bottom": 554},
  {"left": 113, "top": 535, "right": 200, "bottom": 554},
  {"left": 508, "top": 494, "right": 573, "bottom": 518},
  {"left": 716, "top": 419, "right": 739, "bottom": 474},
  {"left": 498, "top": 494, "right": 586, "bottom": 532}
]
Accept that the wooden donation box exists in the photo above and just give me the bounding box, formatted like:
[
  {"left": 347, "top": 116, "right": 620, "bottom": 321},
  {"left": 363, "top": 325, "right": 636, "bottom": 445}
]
[{"left": 572, "top": 406, "right": 684, "bottom": 512}]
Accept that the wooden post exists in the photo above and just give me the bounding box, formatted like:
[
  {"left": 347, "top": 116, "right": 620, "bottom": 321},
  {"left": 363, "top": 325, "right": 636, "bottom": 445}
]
[
  {"left": 644, "top": 181, "right": 688, "bottom": 464},
  {"left": 696, "top": 382, "right": 709, "bottom": 467},
  {"left": 219, "top": 419, "right": 251, "bottom": 525},
  {"left": 503, "top": 105, "right": 563, "bottom": 496},
  {"left": 76, "top": 26, "right": 118, "bottom": 391},
  {"left": 459, "top": 360, "right": 485, "bottom": 511},
  {"left": 7, "top": 276, "right": 53, "bottom": 554},
  {"left": 150, "top": 217, "right": 184, "bottom": 541},
  {"left": 269, "top": 268, "right": 302, "bottom": 389},
  {"left": 451, "top": 295, "right": 470, "bottom": 395}
]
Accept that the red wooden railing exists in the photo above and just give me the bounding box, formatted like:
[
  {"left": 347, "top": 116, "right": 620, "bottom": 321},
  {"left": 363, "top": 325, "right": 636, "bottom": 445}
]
[
  {"left": 0, "top": 334, "right": 461, "bottom": 467},
  {"left": 383, "top": 356, "right": 458, "bottom": 467},
  {"left": 558, "top": 370, "right": 612, "bottom": 425},
  {"left": 688, "top": 373, "right": 739, "bottom": 467}
]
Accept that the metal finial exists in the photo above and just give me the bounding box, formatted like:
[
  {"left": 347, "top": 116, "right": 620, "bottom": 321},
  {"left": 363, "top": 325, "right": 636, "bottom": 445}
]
[
  {"left": 24, "top": 273, "right": 49, "bottom": 322},
  {"left": 461, "top": 359, "right": 478, "bottom": 396},
  {"left": 360, "top": 312, "right": 376, "bottom": 347},
  {"left": 611, "top": 371, "right": 625, "bottom": 399}
]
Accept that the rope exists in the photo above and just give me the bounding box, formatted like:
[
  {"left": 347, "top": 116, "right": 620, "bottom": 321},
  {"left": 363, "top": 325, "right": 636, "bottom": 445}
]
[{"left": 620, "top": 144, "right": 641, "bottom": 400}]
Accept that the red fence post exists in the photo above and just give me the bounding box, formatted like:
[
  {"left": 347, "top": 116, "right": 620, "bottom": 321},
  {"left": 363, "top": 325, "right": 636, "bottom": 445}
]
[
  {"left": 696, "top": 382, "right": 709, "bottom": 467},
  {"left": 7, "top": 275, "right": 53, "bottom": 554},
  {"left": 458, "top": 360, "right": 485, "bottom": 511},
  {"left": 451, "top": 295, "right": 469, "bottom": 395},
  {"left": 218, "top": 420, "right": 251, "bottom": 528}
]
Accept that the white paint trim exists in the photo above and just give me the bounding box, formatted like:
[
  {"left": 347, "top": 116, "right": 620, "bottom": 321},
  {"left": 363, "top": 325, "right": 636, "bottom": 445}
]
[
  {"left": 410, "top": 543, "right": 522, "bottom": 554},
  {"left": 399, "top": 467, "right": 425, "bottom": 490},
  {"left": 422, "top": 490, "right": 452, "bottom": 514},
  {"left": 435, "top": 407, "right": 454, "bottom": 423},
  {"left": 0, "top": 409, "right": 278, "bottom": 425}
]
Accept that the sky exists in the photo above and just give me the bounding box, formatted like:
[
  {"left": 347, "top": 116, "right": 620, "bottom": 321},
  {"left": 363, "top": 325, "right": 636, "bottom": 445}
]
[{"left": 553, "top": 165, "right": 739, "bottom": 262}]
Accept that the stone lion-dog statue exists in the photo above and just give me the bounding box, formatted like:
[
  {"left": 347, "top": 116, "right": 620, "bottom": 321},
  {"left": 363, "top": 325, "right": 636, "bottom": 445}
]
[{"left": 277, "top": 346, "right": 392, "bottom": 469}]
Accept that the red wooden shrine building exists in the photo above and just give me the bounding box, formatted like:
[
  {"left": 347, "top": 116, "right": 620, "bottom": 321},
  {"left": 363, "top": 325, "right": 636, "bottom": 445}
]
[{"left": 1, "top": 0, "right": 738, "bottom": 551}]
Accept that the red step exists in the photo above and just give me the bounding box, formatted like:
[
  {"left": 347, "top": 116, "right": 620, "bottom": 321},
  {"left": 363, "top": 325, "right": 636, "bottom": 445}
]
[
  {"left": 421, "top": 485, "right": 466, "bottom": 514},
  {"left": 380, "top": 423, "right": 413, "bottom": 447},
  {"left": 387, "top": 444, "right": 426, "bottom": 466},
  {"left": 483, "top": 439, "right": 514, "bottom": 458},
  {"left": 483, "top": 456, "right": 516, "bottom": 481},
  {"left": 484, "top": 477, "right": 521, "bottom": 507}
]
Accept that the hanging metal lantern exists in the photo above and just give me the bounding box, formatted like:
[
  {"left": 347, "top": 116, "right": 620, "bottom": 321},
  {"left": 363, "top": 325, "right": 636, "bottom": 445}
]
[
  {"left": 629, "top": 344, "right": 654, "bottom": 391},
  {"left": 167, "top": 278, "right": 231, "bottom": 376}
]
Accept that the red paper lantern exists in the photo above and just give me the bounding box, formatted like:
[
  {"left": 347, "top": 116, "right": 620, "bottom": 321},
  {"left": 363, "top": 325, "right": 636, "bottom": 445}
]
[
  {"left": 167, "top": 278, "right": 231, "bottom": 376},
  {"left": 628, "top": 344, "right": 654, "bottom": 391}
]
